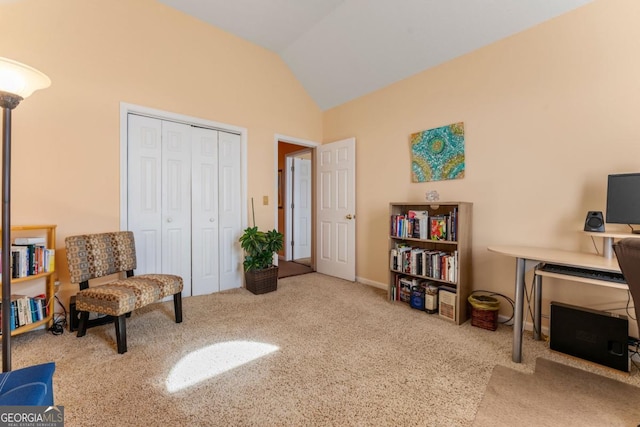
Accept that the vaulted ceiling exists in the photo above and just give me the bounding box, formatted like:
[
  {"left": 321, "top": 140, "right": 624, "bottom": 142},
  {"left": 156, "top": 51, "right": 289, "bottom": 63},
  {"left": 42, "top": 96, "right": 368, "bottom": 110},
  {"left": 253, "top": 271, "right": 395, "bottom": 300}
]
[{"left": 157, "top": 0, "right": 594, "bottom": 110}]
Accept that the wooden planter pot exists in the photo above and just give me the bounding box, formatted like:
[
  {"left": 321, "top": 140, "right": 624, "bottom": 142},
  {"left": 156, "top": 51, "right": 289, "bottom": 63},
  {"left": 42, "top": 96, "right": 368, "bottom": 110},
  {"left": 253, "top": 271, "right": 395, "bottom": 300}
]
[{"left": 245, "top": 266, "right": 278, "bottom": 294}]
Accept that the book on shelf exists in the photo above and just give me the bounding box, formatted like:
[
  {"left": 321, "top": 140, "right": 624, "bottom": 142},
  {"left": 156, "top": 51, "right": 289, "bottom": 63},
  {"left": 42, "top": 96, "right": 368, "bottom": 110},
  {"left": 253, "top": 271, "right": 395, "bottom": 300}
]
[
  {"left": 391, "top": 211, "right": 431, "bottom": 240},
  {"left": 0, "top": 294, "right": 48, "bottom": 333},
  {"left": 430, "top": 216, "right": 447, "bottom": 241},
  {"left": 392, "top": 208, "right": 458, "bottom": 241},
  {"left": 33, "top": 294, "right": 47, "bottom": 318},
  {"left": 14, "top": 237, "right": 46, "bottom": 245},
  {"left": 0, "top": 245, "right": 54, "bottom": 278},
  {"left": 12, "top": 243, "right": 37, "bottom": 276},
  {"left": 438, "top": 286, "right": 457, "bottom": 322},
  {"left": 450, "top": 207, "right": 458, "bottom": 241},
  {"left": 45, "top": 248, "right": 55, "bottom": 273},
  {"left": 407, "top": 210, "right": 429, "bottom": 239},
  {"left": 0, "top": 298, "right": 19, "bottom": 333},
  {"left": 390, "top": 244, "right": 458, "bottom": 283},
  {"left": 12, "top": 294, "right": 29, "bottom": 327},
  {"left": 398, "top": 277, "right": 413, "bottom": 302}
]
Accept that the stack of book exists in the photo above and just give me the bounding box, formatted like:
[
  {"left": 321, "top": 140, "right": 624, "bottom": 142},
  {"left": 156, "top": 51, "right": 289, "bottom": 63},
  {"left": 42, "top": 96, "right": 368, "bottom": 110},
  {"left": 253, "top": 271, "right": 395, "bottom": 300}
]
[
  {"left": 0, "top": 237, "right": 55, "bottom": 279},
  {"left": 0, "top": 294, "right": 48, "bottom": 333},
  {"left": 390, "top": 207, "right": 458, "bottom": 241},
  {"left": 389, "top": 244, "right": 458, "bottom": 283}
]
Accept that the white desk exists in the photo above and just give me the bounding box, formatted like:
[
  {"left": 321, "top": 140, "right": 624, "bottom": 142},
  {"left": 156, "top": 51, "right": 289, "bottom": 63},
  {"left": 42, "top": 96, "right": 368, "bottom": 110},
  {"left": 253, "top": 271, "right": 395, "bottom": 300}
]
[{"left": 487, "top": 245, "right": 626, "bottom": 363}]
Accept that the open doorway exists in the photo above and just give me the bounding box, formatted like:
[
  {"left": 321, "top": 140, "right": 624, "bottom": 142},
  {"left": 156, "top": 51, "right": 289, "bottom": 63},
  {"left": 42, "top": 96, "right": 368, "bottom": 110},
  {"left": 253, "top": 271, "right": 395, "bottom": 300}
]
[
  {"left": 277, "top": 139, "right": 315, "bottom": 272},
  {"left": 275, "top": 135, "right": 356, "bottom": 281}
]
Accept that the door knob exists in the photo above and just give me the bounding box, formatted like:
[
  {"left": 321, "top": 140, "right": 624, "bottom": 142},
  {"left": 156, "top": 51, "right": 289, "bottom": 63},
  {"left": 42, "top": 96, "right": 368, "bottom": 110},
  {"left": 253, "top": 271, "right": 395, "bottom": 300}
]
[
  {"left": 209, "top": 218, "right": 215, "bottom": 222},
  {"left": 346, "top": 214, "right": 354, "bottom": 220},
  {"left": 167, "top": 218, "right": 173, "bottom": 223}
]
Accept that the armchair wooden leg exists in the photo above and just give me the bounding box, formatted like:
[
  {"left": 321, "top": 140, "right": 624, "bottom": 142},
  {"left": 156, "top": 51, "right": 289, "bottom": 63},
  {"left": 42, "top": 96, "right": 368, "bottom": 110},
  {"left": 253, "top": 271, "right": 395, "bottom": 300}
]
[
  {"left": 77, "top": 311, "right": 89, "bottom": 337},
  {"left": 114, "top": 315, "right": 127, "bottom": 354},
  {"left": 173, "top": 292, "right": 183, "bottom": 323}
]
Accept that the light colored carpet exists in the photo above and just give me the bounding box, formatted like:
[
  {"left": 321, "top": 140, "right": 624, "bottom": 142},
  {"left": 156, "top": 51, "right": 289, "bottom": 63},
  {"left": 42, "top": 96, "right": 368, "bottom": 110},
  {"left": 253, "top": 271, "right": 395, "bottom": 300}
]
[
  {"left": 9, "top": 273, "right": 640, "bottom": 426},
  {"left": 474, "top": 357, "right": 640, "bottom": 427}
]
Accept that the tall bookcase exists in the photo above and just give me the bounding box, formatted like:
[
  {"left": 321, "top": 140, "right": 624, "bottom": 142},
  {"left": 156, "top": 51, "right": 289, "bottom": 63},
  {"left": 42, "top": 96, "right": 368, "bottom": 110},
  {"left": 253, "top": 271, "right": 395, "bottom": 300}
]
[
  {"left": 1, "top": 225, "right": 56, "bottom": 336},
  {"left": 389, "top": 202, "right": 472, "bottom": 325}
]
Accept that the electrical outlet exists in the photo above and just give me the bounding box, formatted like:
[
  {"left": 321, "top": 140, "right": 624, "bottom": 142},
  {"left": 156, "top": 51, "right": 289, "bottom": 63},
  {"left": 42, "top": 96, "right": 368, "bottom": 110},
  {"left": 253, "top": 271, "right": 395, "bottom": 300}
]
[{"left": 263, "top": 195, "right": 269, "bottom": 205}]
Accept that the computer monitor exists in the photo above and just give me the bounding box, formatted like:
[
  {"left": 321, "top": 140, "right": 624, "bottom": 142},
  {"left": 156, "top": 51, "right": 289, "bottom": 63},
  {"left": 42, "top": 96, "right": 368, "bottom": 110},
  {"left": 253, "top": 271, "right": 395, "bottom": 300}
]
[{"left": 606, "top": 172, "right": 640, "bottom": 233}]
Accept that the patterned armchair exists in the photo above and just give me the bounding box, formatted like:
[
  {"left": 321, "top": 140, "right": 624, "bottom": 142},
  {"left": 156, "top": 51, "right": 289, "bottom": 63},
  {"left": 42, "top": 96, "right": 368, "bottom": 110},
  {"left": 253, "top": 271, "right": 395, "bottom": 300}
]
[{"left": 65, "top": 231, "right": 183, "bottom": 353}]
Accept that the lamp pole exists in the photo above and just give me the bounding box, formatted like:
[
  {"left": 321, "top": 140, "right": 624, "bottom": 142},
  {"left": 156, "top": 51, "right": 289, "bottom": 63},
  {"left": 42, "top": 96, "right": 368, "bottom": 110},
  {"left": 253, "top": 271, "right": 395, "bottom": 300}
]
[
  {"left": 0, "top": 58, "right": 50, "bottom": 372},
  {"left": 0, "top": 97, "right": 17, "bottom": 372}
]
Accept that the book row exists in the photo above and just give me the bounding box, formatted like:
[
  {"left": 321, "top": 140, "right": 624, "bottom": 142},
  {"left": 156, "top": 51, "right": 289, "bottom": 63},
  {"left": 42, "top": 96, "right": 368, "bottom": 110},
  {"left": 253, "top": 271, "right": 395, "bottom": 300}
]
[
  {"left": 390, "top": 245, "right": 458, "bottom": 283},
  {"left": 0, "top": 244, "right": 55, "bottom": 279},
  {"left": 390, "top": 275, "right": 458, "bottom": 322},
  {"left": 0, "top": 294, "right": 49, "bottom": 333},
  {"left": 390, "top": 207, "right": 458, "bottom": 241}
]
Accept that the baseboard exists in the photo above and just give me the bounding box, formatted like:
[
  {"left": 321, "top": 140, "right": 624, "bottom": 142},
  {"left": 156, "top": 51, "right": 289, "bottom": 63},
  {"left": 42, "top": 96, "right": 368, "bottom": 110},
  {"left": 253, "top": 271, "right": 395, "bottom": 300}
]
[
  {"left": 498, "top": 314, "right": 550, "bottom": 336},
  {"left": 356, "top": 276, "right": 387, "bottom": 290}
]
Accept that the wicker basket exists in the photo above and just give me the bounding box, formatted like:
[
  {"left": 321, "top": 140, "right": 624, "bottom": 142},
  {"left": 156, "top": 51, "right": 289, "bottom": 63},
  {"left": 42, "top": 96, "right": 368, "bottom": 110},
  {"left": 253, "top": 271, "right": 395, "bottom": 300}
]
[
  {"left": 468, "top": 294, "right": 500, "bottom": 331},
  {"left": 245, "top": 266, "right": 279, "bottom": 294}
]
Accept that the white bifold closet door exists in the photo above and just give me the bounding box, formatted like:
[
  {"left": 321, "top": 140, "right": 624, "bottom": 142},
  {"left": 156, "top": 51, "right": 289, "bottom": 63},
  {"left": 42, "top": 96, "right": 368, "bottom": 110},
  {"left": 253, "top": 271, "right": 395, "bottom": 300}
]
[{"left": 127, "top": 114, "right": 242, "bottom": 296}]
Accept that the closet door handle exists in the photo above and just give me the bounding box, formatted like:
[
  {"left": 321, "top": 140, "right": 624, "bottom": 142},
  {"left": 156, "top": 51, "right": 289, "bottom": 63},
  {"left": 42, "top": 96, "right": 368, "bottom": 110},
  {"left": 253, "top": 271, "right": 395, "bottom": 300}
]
[
  {"left": 167, "top": 217, "right": 173, "bottom": 223},
  {"left": 209, "top": 218, "right": 215, "bottom": 222}
]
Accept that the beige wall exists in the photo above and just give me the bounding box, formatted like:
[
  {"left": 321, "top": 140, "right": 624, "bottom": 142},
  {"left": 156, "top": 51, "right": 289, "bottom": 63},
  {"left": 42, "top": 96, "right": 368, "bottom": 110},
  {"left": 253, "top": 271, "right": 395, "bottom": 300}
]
[
  {"left": 323, "top": 0, "right": 640, "bottom": 333},
  {"left": 0, "top": 0, "right": 322, "bottom": 295}
]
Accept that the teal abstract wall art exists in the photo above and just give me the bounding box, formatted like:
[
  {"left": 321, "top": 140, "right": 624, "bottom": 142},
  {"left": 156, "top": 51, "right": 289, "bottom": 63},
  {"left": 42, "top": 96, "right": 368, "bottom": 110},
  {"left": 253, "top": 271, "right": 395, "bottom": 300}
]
[{"left": 410, "top": 122, "right": 465, "bottom": 182}]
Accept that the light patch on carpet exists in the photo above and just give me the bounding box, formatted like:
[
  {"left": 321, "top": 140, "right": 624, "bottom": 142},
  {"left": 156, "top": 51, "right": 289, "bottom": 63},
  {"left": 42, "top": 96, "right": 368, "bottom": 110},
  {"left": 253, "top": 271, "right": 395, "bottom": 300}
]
[{"left": 166, "top": 340, "right": 279, "bottom": 393}]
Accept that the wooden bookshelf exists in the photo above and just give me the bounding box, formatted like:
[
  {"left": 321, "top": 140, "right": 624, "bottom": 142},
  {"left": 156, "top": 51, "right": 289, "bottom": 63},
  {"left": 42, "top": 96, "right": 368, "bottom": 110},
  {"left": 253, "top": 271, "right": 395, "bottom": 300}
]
[
  {"left": 388, "top": 203, "right": 472, "bottom": 324},
  {"left": 1, "top": 225, "right": 56, "bottom": 336}
]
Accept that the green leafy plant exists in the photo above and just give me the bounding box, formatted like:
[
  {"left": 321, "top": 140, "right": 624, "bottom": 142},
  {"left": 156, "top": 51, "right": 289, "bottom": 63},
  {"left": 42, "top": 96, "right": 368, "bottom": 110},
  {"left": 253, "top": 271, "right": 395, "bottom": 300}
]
[{"left": 239, "top": 226, "right": 284, "bottom": 271}]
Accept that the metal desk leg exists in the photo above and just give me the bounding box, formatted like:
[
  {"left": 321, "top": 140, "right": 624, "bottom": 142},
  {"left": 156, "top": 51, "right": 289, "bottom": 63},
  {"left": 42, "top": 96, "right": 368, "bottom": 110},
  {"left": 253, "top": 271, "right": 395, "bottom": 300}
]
[
  {"left": 533, "top": 273, "right": 542, "bottom": 341},
  {"left": 513, "top": 257, "right": 525, "bottom": 363},
  {"left": 603, "top": 236, "right": 614, "bottom": 259}
]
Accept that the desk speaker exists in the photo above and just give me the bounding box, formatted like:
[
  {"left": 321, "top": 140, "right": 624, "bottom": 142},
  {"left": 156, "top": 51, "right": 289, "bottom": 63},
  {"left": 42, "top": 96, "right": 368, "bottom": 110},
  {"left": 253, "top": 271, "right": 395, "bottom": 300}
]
[{"left": 584, "top": 211, "right": 605, "bottom": 232}]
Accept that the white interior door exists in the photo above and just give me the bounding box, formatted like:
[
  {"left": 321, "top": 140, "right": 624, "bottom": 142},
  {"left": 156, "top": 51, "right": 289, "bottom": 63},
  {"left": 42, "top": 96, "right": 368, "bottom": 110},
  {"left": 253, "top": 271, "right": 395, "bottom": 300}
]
[
  {"left": 293, "top": 157, "right": 312, "bottom": 260},
  {"left": 316, "top": 137, "right": 356, "bottom": 281},
  {"left": 218, "top": 131, "right": 242, "bottom": 291},
  {"left": 191, "top": 127, "right": 219, "bottom": 296},
  {"left": 285, "top": 156, "right": 294, "bottom": 261},
  {"left": 161, "top": 121, "right": 192, "bottom": 287},
  {"left": 127, "top": 114, "right": 163, "bottom": 278},
  {"left": 128, "top": 115, "right": 192, "bottom": 294}
]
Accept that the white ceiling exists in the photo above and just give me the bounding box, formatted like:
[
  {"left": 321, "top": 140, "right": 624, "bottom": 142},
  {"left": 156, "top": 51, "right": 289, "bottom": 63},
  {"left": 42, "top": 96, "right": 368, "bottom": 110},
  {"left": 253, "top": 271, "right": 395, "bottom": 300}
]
[{"left": 158, "top": 0, "right": 594, "bottom": 110}]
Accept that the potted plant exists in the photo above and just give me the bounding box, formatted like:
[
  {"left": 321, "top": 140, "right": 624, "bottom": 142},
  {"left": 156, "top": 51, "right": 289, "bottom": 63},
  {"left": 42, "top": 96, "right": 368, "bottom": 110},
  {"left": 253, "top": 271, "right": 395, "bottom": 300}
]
[{"left": 239, "top": 226, "right": 284, "bottom": 294}]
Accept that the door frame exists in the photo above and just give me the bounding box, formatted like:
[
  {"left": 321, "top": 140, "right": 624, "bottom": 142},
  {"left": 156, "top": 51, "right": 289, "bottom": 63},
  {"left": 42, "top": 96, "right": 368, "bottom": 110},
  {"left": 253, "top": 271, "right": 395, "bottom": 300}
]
[
  {"left": 274, "top": 134, "right": 319, "bottom": 265},
  {"left": 119, "top": 102, "right": 248, "bottom": 243}
]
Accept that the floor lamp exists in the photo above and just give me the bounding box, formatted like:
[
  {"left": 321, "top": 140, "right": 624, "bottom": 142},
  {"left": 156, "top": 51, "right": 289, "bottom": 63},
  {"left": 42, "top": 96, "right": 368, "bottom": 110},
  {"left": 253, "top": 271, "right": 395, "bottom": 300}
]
[{"left": 0, "top": 57, "right": 50, "bottom": 372}]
